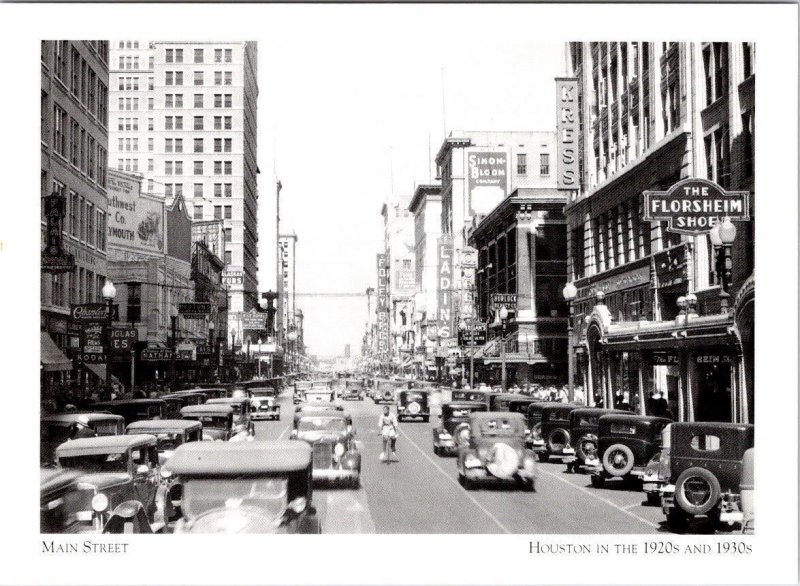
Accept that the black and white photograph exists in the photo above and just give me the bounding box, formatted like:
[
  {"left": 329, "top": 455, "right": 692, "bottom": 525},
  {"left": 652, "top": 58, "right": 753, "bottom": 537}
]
[{"left": 1, "top": 1, "right": 798, "bottom": 584}]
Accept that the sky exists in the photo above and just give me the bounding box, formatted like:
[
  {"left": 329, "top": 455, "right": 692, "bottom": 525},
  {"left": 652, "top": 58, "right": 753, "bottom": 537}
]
[{"left": 254, "top": 10, "right": 566, "bottom": 357}]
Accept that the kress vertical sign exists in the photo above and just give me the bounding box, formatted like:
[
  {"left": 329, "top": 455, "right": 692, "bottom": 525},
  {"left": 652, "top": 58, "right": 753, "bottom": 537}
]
[
  {"left": 437, "top": 237, "right": 454, "bottom": 339},
  {"left": 376, "top": 253, "right": 390, "bottom": 359},
  {"left": 556, "top": 77, "right": 580, "bottom": 190}
]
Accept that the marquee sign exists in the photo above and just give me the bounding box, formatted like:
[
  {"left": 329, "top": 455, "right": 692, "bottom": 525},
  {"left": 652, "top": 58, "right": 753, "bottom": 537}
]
[
  {"left": 376, "top": 253, "right": 390, "bottom": 358},
  {"left": 555, "top": 77, "right": 580, "bottom": 190},
  {"left": 42, "top": 192, "right": 76, "bottom": 274},
  {"left": 643, "top": 178, "right": 750, "bottom": 235},
  {"left": 437, "top": 238, "right": 454, "bottom": 339},
  {"left": 179, "top": 302, "right": 211, "bottom": 319}
]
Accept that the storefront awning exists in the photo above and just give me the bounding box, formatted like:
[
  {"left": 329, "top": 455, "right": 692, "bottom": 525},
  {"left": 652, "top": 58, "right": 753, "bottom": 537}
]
[
  {"left": 41, "top": 332, "right": 72, "bottom": 372},
  {"left": 84, "top": 363, "right": 122, "bottom": 386}
]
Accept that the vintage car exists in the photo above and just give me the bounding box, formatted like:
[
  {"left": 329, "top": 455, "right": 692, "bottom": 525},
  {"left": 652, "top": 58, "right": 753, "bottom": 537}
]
[
  {"left": 40, "top": 468, "right": 89, "bottom": 533},
  {"left": 658, "top": 422, "right": 754, "bottom": 532},
  {"left": 524, "top": 401, "right": 561, "bottom": 452},
  {"left": 432, "top": 401, "right": 488, "bottom": 456},
  {"left": 294, "top": 380, "right": 311, "bottom": 404},
  {"left": 488, "top": 393, "right": 530, "bottom": 412},
  {"left": 125, "top": 419, "right": 203, "bottom": 465},
  {"left": 451, "top": 389, "right": 490, "bottom": 405},
  {"left": 341, "top": 380, "right": 365, "bottom": 401},
  {"left": 41, "top": 412, "right": 125, "bottom": 465},
  {"left": 305, "top": 380, "right": 335, "bottom": 403},
  {"left": 183, "top": 386, "right": 228, "bottom": 399},
  {"left": 180, "top": 404, "right": 239, "bottom": 441},
  {"left": 295, "top": 401, "right": 344, "bottom": 415},
  {"left": 291, "top": 409, "right": 359, "bottom": 487},
  {"left": 293, "top": 409, "right": 353, "bottom": 432},
  {"left": 248, "top": 386, "right": 281, "bottom": 421},
  {"left": 588, "top": 413, "right": 673, "bottom": 496},
  {"left": 536, "top": 403, "right": 582, "bottom": 462},
  {"left": 162, "top": 390, "right": 209, "bottom": 407},
  {"left": 54, "top": 434, "right": 161, "bottom": 533},
  {"left": 372, "top": 379, "right": 401, "bottom": 405},
  {"left": 206, "top": 397, "right": 256, "bottom": 437},
  {"left": 88, "top": 399, "right": 166, "bottom": 425},
  {"left": 561, "top": 408, "right": 624, "bottom": 473},
  {"left": 740, "top": 447, "right": 754, "bottom": 534},
  {"left": 396, "top": 389, "right": 430, "bottom": 422},
  {"left": 164, "top": 441, "right": 322, "bottom": 533},
  {"left": 456, "top": 412, "right": 536, "bottom": 491},
  {"left": 162, "top": 397, "right": 184, "bottom": 419}
]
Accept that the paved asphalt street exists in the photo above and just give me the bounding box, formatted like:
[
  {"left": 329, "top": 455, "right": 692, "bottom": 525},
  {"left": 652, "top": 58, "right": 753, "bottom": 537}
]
[{"left": 254, "top": 389, "right": 675, "bottom": 535}]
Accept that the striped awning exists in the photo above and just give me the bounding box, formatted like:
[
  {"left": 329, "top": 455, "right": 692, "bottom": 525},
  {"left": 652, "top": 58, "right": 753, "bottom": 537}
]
[{"left": 41, "top": 332, "right": 72, "bottom": 372}]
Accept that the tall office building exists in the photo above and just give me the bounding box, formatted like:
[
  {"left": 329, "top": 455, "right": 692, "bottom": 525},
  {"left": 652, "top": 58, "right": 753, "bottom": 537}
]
[
  {"left": 109, "top": 41, "right": 259, "bottom": 345},
  {"left": 278, "top": 233, "right": 298, "bottom": 337}
]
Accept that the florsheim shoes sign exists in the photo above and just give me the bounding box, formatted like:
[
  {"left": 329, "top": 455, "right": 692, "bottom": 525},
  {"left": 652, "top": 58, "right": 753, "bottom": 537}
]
[{"left": 643, "top": 178, "right": 750, "bottom": 235}]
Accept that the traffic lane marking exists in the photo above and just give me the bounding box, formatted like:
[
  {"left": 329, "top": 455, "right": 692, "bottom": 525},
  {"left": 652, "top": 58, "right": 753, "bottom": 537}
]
[
  {"left": 536, "top": 466, "right": 659, "bottom": 529},
  {"left": 398, "top": 426, "right": 511, "bottom": 534}
]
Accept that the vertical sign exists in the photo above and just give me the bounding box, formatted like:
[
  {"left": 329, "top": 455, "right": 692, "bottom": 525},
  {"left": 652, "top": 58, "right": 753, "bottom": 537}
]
[
  {"left": 465, "top": 148, "right": 510, "bottom": 215},
  {"left": 437, "top": 237, "right": 454, "bottom": 339},
  {"left": 556, "top": 77, "right": 580, "bottom": 190},
  {"left": 376, "top": 253, "right": 390, "bottom": 359}
]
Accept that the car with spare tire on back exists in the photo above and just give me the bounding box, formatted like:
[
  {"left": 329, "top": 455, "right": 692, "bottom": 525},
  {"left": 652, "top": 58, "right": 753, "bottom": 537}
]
[
  {"left": 396, "top": 389, "right": 430, "bottom": 422},
  {"left": 432, "top": 401, "right": 488, "bottom": 456},
  {"left": 537, "top": 403, "right": 581, "bottom": 462}
]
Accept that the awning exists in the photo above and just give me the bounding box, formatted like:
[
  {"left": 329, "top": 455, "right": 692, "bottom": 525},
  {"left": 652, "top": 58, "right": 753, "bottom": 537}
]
[
  {"left": 84, "top": 363, "right": 122, "bottom": 385},
  {"left": 41, "top": 332, "right": 72, "bottom": 372}
]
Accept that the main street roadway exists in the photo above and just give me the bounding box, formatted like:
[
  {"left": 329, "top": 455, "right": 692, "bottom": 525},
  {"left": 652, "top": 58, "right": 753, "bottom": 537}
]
[{"left": 255, "top": 389, "right": 673, "bottom": 534}]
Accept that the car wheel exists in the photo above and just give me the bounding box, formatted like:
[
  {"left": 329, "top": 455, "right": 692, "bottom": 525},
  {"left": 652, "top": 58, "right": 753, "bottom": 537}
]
[
  {"left": 576, "top": 434, "right": 598, "bottom": 462},
  {"left": 675, "top": 467, "right": 722, "bottom": 516},
  {"left": 667, "top": 508, "right": 690, "bottom": 533},
  {"left": 590, "top": 474, "right": 605, "bottom": 488},
  {"left": 537, "top": 452, "right": 549, "bottom": 463},
  {"left": 546, "top": 428, "right": 571, "bottom": 454},
  {"left": 602, "top": 443, "right": 635, "bottom": 477}
]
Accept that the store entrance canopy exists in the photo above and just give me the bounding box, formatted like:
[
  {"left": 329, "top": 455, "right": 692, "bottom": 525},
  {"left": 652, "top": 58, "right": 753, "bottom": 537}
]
[
  {"left": 84, "top": 363, "right": 122, "bottom": 386},
  {"left": 41, "top": 332, "right": 72, "bottom": 372}
]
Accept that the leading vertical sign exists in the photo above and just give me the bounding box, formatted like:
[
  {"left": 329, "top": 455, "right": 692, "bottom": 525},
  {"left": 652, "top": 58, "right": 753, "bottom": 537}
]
[
  {"left": 437, "top": 237, "right": 454, "bottom": 339},
  {"left": 556, "top": 77, "right": 580, "bottom": 190},
  {"left": 376, "top": 253, "right": 390, "bottom": 359}
]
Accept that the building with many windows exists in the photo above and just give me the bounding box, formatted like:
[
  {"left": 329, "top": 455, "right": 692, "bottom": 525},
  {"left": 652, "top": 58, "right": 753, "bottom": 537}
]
[
  {"left": 564, "top": 42, "right": 754, "bottom": 423},
  {"left": 109, "top": 41, "right": 260, "bottom": 347},
  {"left": 40, "top": 40, "right": 111, "bottom": 393}
]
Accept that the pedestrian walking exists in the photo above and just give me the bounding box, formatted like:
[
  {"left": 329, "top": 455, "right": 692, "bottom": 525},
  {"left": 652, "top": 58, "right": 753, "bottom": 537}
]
[{"left": 378, "top": 406, "right": 399, "bottom": 462}]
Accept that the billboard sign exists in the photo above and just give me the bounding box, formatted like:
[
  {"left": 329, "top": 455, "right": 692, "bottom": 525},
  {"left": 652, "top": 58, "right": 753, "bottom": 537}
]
[
  {"left": 108, "top": 326, "right": 137, "bottom": 352},
  {"left": 179, "top": 302, "right": 211, "bottom": 319},
  {"left": 242, "top": 309, "right": 267, "bottom": 330},
  {"left": 42, "top": 193, "right": 76, "bottom": 274},
  {"left": 643, "top": 178, "right": 750, "bottom": 235},
  {"left": 491, "top": 293, "right": 518, "bottom": 311},
  {"left": 107, "top": 172, "right": 164, "bottom": 253},
  {"left": 71, "top": 303, "right": 119, "bottom": 323},
  {"left": 458, "top": 322, "right": 487, "bottom": 347},
  {"left": 556, "top": 77, "right": 580, "bottom": 190},
  {"left": 376, "top": 253, "right": 390, "bottom": 358},
  {"left": 466, "top": 148, "right": 509, "bottom": 215},
  {"left": 437, "top": 237, "right": 454, "bottom": 339},
  {"left": 141, "top": 348, "right": 174, "bottom": 361}
]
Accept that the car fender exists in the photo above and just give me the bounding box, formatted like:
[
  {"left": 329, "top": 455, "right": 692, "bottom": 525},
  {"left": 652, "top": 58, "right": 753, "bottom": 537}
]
[{"left": 102, "top": 500, "right": 153, "bottom": 534}]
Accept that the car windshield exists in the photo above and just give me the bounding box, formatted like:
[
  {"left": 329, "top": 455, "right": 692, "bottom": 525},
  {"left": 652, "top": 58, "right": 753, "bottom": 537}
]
[
  {"left": 183, "top": 478, "right": 289, "bottom": 521},
  {"left": 477, "top": 418, "right": 521, "bottom": 437},
  {"left": 402, "top": 393, "right": 425, "bottom": 402},
  {"left": 60, "top": 452, "right": 129, "bottom": 473},
  {"left": 298, "top": 417, "right": 347, "bottom": 433},
  {"left": 154, "top": 432, "right": 183, "bottom": 451},
  {"left": 251, "top": 390, "right": 275, "bottom": 398},
  {"left": 92, "top": 421, "right": 121, "bottom": 436}
]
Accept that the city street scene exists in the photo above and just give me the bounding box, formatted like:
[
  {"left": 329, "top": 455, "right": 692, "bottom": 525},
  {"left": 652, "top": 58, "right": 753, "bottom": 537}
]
[{"left": 40, "top": 39, "right": 755, "bottom": 535}]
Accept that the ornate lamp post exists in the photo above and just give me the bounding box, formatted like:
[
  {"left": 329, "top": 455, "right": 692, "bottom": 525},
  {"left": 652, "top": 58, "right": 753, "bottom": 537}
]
[
  {"left": 562, "top": 281, "right": 578, "bottom": 402},
  {"left": 499, "top": 306, "right": 509, "bottom": 392},
  {"left": 101, "top": 280, "right": 116, "bottom": 394},
  {"left": 710, "top": 218, "right": 737, "bottom": 313}
]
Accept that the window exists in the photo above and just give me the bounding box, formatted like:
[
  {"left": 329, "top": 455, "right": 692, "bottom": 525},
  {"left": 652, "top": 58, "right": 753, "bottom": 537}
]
[
  {"left": 166, "top": 71, "right": 174, "bottom": 86},
  {"left": 539, "top": 153, "right": 550, "bottom": 176},
  {"left": 174, "top": 116, "right": 183, "bottom": 130},
  {"left": 224, "top": 205, "right": 232, "bottom": 219},
  {"left": 214, "top": 161, "right": 222, "bottom": 174},
  {"left": 704, "top": 43, "right": 729, "bottom": 105},
  {"left": 127, "top": 283, "right": 142, "bottom": 323},
  {"left": 224, "top": 116, "right": 232, "bottom": 130},
  {"left": 166, "top": 48, "right": 174, "bottom": 63},
  {"left": 214, "top": 71, "right": 222, "bottom": 86},
  {"left": 165, "top": 138, "right": 173, "bottom": 153},
  {"left": 742, "top": 43, "right": 755, "bottom": 79},
  {"left": 69, "top": 191, "right": 78, "bottom": 237},
  {"left": 705, "top": 124, "right": 730, "bottom": 188},
  {"left": 225, "top": 251, "right": 232, "bottom": 265},
  {"left": 70, "top": 48, "right": 80, "bottom": 95},
  {"left": 175, "top": 48, "right": 183, "bottom": 63},
  {"left": 741, "top": 109, "right": 754, "bottom": 179},
  {"left": 194, "top": 93, "right": 203, "bottom": 108},
  {"left": 690, "top": 434, "right": 721, "bottom": 451},
  {"left": 194, "top": 161, "right": 203, "bottom": 175},
  {"left": 194, "top": 138, "right": 203, "bottom": 153},
  {"left": 165, "top": 183, "right": 173, "bottom": 197},
  {"left": 194, "top": 116, "right": 204, "bottom": 130},
  {"left": 166, "top": 94, "right": 174, "bottom": 108},
  {"left": 96, "top": 210, "right": 106, "bottom": 251},
  {"left": 194, "top": 205, "right": 203, "bottom": 220},
  {"left": 224, "top": 94, "right": 232, "bottom": 108},
  {"left": 224, "top": 228, "right": 232, "bottom": 243},
  {"left": 194, "top": 183, "right": 203, "bottom": 198},
  {"left": 224, "top": 183, "right": 232, "bottom": 198},
  {"left": 194, "top": 71, "right": 204, "bottom": 86},
  {"left": 97, "top": 147, "right": 107, "bottom": 187},
  {"left": 174, "top": 183, "right": 183, "bottom": 197},
  {"left": 224, "top": 138, "right": 232, "bottom": 153},
  {"left": 214, "top": 94, "right": 222, "bottom": 108},
  {"left": 86, "top": 202, "right": 95, "bottom": 246},
  {"left": 70, "top": 119, "right": 80, "bottom": 166},
  {"left": 148, "top": 76, "right": 154, "bottom": 90},
  {"left": 224, "top": 71, "right": 232, "bottom": 86},
  {"left": 147, "top": 137, "right": 153, "bottom": 152},
  {"left": 148, "top": 118, "right": 153, "bottom": 131},
  {"left": 214, "top": 205, "right": 222, "bottom": 219},
  {"left": 214, "top": 138, "right": 222, "bottom": 153},
  {"left": 224, "top": 49, "right": 232, "bottom": 63},
  {"left": 147, "top": 178, "right": 154, "bottom": 190},
  {"left": 87, "top": 68, "right": 97, "bottom": 114},
  {"left": 54, "top": 40, "right": 67, "bottom": 81},
  {"left": 78, "top": 196, "right": 86, "bottom": 242},
  {"left": 517, "top": 153, "right": 527, "bottom": 175},
  {"left": 214, "top": 183, "right": 222, "bottom": 197},
  {"left": 214, "top": 49, "right": 222, "bottom": 63},
  {"left": 53, "top": 104, "right": 67, "bottom": 157},
  {"left": 165, "top": 161, "right": 173, "bottom": 175},
  {"left": 214, "top": 116, "right": 222, "bottom": 130},
  {"left": 175, "top": 161, "right": 183, "bottom": 175},
  {"left": 194, "top": 48, "right": 204, "bottom": 63},
  {"left": 224, "top": 161, "right": 232, "bottom": 175}
]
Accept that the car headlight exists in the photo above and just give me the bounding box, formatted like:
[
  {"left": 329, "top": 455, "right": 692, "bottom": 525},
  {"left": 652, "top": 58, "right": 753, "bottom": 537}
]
[
  {"left": 334, "top": 443, "right": 345, "bottom": 457},
  {"left": 91, "top": 493, "right": 109, "bottom": 513},
  {"left": 464, "top": 453, "right": 481, "bottom": 467},
  {"left": 161, "top": 468, "right": 172, "bottom": 479}
]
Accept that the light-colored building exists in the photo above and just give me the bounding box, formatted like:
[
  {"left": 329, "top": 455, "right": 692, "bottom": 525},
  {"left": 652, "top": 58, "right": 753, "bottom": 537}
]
[
  {"left": 109, "top": 41, "right": 259, "bottom": 347},
  {"left": 278, "top": 233, "right": 298, "bottom": 341}
]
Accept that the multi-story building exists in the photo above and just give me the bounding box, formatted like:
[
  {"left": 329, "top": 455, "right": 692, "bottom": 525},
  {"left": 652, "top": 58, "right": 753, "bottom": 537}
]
[
  {"left": 41, "top": 41, "right": 111, "bottom": 393},
  {"left": 564, "top": 42, "right": 755, "bottom": 423},
  {"left": 278, "top": 233, "right": 298, "bottom": 341},
  {"left": 109, "top": 41, "right": 260, "bottom": 348}
]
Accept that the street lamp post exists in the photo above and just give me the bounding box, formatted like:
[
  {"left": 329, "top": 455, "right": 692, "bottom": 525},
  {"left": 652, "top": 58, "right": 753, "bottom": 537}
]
[
  {"left": 102, "top": 280, "right": 117, "bottom": 394},
  {"left": 499, "top": 306, "right": 509, "bottom": 392},
  {"left": 710, "top": 218, "right": 737, "bottom": 313},
  {"left": 170, "top": 309, "right": 178, "bottom": 391},
  {"left": 562, "top": 281, "right": 578, "bottom": 403},
  {"left": 208, "top": 321, "right": 215, "bottom": 380}
]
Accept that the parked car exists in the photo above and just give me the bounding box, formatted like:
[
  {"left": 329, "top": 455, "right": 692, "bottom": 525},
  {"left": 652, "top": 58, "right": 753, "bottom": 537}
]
[
  {"left": 561, "top": 408, "right": 623, "bottom": 473},
  {"left": 451, "top": 389, "right": 489, "bottom": 405},
  {"left": 659, "top": 422, "right": 754, "bottom": 532},
  {"left": 488, "top": 393, "right": 530, "bottom": 412},
  {"left": 164, "top": 441, "right": 322, "bottom": 533},
  {"left": 41, "top": 412, "right": 125, "bottom": 465},
  {"left": 180, "top": 404, "right": 237, "bottom": 441},
  {"left": 432, "top": 401, "right": 488, "bottom": 456},
  {"left": 396, "top": 389, "right": 430, "bottom": 422},
  {"left": 162, "top": 390, "right": 209, "bottom": 407},
  {"left": 206, "top": 397, "right": 255, "bottom": 438},
  {"left": 456, "top": 412, "right": 536, "bottom": 491},
  {"left": 537, "top": 403, "right": 582, "bottom": 462},
  {"left": 40, "top": 468, "right": 90, "bottom": 533},
  {"left": 248, "top": 386, "right": 281, "bottom": 421},
  {"left": 739, "top": 447, "right": 754, "bottom": 534},
  {"left": 588, "top": 413, "right": 673, "bottom": 498},
  {"left": 291, "top": 409, "right": 360, "bottom": 488},
  {"left": 524, "top": 401, "right": 560, "bottom": 452},
  {"left": 88, "top": 399, "right": 166, "bottom": 425},
  {"left": 54, "top": 434, "right": 161, "bottom": 533},
  {"left": 125, "top": 419, "right": 203, "bottom": 465}
]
